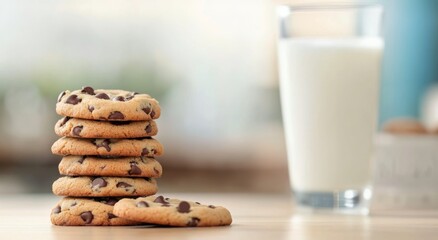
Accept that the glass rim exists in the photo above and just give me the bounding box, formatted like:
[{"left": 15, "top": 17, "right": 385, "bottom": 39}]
[{"left": 277, "top": 1, "right": 382, "bottom": 12}]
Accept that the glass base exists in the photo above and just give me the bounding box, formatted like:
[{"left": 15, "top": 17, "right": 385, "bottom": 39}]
[{"left": 293, "top": 188, "right": 372, "bottom": 215}]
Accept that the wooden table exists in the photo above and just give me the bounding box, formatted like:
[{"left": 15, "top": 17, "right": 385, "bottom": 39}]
[{"left": 1, "top": 193, "right": 437, "bottom": 240}]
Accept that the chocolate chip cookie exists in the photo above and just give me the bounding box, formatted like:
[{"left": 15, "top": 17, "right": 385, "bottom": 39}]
[
  {"left": 52, "top": 176, "right": 158, "bottom": 197},
  {"left": 56, "top": 87, "right": 161, "bottom": 121},
  {"left": 55, "top": 117, "right": 158, "bottom": 138},
  {"left": 51, "top": 137, "right": 164, "bottom": 157},
  {"left": 113, "top": 195, "right": 232, "bottom": 227},
  {"left": 59, "top": 156, "right": 163, "bottom": 178},
  {"left": 51, "top": 197, "right": 139, "bottom": 226}
]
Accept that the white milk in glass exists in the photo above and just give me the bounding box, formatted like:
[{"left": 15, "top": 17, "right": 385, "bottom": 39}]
[{"left": 278, "top": 38, "right": 383, "bottom": 192}]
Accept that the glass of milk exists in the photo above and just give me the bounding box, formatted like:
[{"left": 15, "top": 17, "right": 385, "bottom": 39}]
[{"left": 277, "top": 2, "right": 383, "bottom": 214}]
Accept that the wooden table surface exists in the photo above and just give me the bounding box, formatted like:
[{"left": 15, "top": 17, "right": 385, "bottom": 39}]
[{"left": 1, "top": 193, "right": 437, "bottom": 240}]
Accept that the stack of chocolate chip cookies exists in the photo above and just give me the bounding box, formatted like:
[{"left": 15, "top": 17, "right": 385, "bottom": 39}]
[
  {"left": 50, "top": 87, "right": 233, "bottom": 227},
  {"left": 50, "top": 87, "right": 164, "bottom": 226}
]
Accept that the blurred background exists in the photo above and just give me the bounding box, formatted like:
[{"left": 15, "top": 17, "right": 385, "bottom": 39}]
[
  {"left": 1, "top": 0, "right": 438, "bottom": 199},
  {"left": 0, "top": 0, "right": 288, "bottom": 194}
]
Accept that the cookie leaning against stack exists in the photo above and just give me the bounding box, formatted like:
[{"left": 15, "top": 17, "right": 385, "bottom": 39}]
[
  {"left": 114, "top": 195, "right": 232, "bottom": 227},
  {"left": 50, "top": 87, "right": 164, "bottom": 226}
]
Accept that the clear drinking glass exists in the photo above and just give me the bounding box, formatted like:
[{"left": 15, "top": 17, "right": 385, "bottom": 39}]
[{"left": 277, "top": 2, "right": 383, "bottom": 214}]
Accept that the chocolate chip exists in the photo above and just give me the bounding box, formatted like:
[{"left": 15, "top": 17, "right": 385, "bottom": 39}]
[
  {"left": 116, "top": 182, "right": 132, "bottom": 188},
  {"left": 80, "top": 211, "right": 93, "bottom": 224},
  {"left": 108, "top": 213, "right": 117, "bottom": 219},
  {"left": 94, "top": 139, "right": 111, "bottom": 152},
  {"left": 208, "top": 205, "right": 216, "bottom": 209},
  {"left": 96, "top": 93, "right": 110, "bottom": 100},
  {"left": 77, "top": 156, "right": 86, "bottom": 164},
  {"left": 88, "top": 105, "right": 95, "bottom": 112},
  {"left": 92, "top": 178, "right": 107, "bottom": 188},
  {"left": 114, "top": 96, "right": 125, "bottom": 101},
  {"left": 136, "top": 201, "right": 149, "bottom": 208},
  {"left": 128, "top": 162, "right": 142, "bottom": 175},
  {"left": 141, "top": 148, "right": 149, "bottom": 156},
  {"left": 59, "top": 117, "right": 71, "bottom": 127},
  {"left": 52, "top": 206, "right": 61, "bottom": 214},
  {"left": 57, "top": 91, "right": 66, "bottom": 102},
  {"left": 145, "top": 124, "right": 152, "bottom": 134},
  {"left": 150, "top": 110, "right": 156, "bottom": 118},
  {"left": 177, "top": 201, "right": 191, "bottom": 213},
  {"left": 108, "top": 111, "right": 125, "bottom": 120},
  {"left": 81, "top": 86, "right": 95, "bottom": 95},
  {"left": 125, "top": 95, "right": 135, "bottom": 101},
  {"left": 72, "top": 126, "right": 83, "bottom": 137},
  {"left": 65, "top": 94, "right": 81, "bottom": 105},
  {"left": 153, "top": 196, "right": 169, "bottom": 204},
  {"left": 165, "top": 197, "right": 170, "bottom": 200},
  {"left": 103, "top": 198, "right": 118, "bottom": 206},
  {"left": 187, "top": 217, "right": 200, "bottom": 227},
  {"left": 142, "top": 107, "right": 151, "bottom": 115}
]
